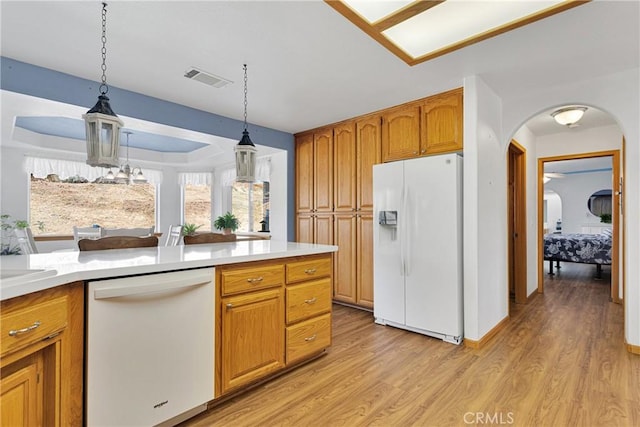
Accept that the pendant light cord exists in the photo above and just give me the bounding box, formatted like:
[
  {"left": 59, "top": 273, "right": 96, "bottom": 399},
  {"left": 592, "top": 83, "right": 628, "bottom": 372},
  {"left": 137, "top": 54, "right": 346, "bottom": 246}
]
[
  {"left": 243, "top": 64, "right": 248, "bottom": 132},
  {"left": 100, "top": 2, "right": 109, "bottom": 95}
]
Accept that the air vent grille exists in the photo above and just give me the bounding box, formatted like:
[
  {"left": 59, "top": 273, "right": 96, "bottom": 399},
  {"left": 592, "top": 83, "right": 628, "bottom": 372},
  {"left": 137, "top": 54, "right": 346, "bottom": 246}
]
[{"left": 184, "top": 67, "right": 232, "bottom": 88}]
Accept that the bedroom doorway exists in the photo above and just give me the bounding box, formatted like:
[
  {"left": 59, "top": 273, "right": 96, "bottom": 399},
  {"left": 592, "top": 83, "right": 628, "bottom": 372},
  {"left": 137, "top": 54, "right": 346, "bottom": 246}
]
[
  {"left": 537, "top": 150, "right": 621, "bottom": 303},
  {"left": 508, "top": 140, "right": 527, "bottom": 305}
]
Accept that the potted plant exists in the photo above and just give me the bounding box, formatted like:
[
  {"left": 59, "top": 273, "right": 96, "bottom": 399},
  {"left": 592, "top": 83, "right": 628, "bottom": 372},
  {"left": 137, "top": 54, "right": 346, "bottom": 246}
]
[
  {"left": 214, "top": 212, "right": 240, "bottom": 235},
  {"left": 0, "top": 214, "right": 44, "bottom": 255},
  {"left": 182, "top": 223, "right": 202, "bottom": 236},
  {"left": 599, "top": 213, "right": 612, "bottom": 224}
]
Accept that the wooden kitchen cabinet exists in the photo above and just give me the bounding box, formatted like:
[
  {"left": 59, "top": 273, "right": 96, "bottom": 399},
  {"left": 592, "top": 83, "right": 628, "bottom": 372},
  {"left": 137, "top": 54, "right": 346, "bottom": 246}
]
[
  {"left": 285, "top": 255, "right": 332, "bottom": 364},
  {"left": 333, "top": 213, "right": 357, "bottom": 305},
  {"left": 333, "top": 213, "right": 373, "bottom": 308},
  {"left": 333, "top": 121, "right": 356, "bottom": 212},
  {"left": 381, "top": 104, "right": 421, "bottom": 162},
  {"left": 356, "top": 213, "right": 374, "bottom": 308},
  {"left": 295, "top": 127, "right": 333, "bottom": 213},
  {"left": 216, "top": 255, "right": 333, "bottom": 396},
  {"left": 356, "top": 115, "right": 381, "bottom": 211},
  {"left": 0, "top": 282, "right": 84, "bottom": 426},
  {"left": 296, "top": 213, "right": 333, "bottom": 245},
  {"left": 295, "top": 133, "right": 314, "bottom": 213},
  {"left": 220, "top": 288, "right": 285, "bottom": 394},
  {"left": 421, "top": 88, "right": 463, "bottom": 154},
  {"left": 314, "top": 128, "right": 334, "bottom": 213},
  {"left": 218, "top": 262, "right": 285, "bottom": 395}
]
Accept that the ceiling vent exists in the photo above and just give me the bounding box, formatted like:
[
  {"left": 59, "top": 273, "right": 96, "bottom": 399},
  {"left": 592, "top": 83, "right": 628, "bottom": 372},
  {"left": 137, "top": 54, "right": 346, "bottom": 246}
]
[{"left": 184, "top": 67, "right": 232, "bottom": 88}]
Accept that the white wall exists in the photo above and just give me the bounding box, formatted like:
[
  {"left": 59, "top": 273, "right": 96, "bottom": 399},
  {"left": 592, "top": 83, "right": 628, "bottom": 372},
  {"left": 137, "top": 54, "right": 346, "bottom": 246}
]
[
  {"left": 502, "top": 68, "right": 640, "bottom": 347},
  {"left": 463, "top": 75, "right": 508, "bottom": 341},
  {"left": 536, "top": 125, "right": 623, "bottom": 158},
  {"left": 545, "top": 171, "right": 612, "bottom": 234}
]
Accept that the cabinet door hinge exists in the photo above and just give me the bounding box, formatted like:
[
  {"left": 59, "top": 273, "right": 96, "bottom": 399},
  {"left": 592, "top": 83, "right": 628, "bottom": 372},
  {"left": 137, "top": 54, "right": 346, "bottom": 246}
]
[{"left": 42, "top": 331, "right": 61, "bottom": 341}]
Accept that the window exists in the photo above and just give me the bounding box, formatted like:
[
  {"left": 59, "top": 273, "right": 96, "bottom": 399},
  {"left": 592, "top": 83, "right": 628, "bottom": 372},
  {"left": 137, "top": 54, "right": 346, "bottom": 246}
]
[
  {"left": 30, "top": 176, "right": 156, "bottom": 235},
  {"left": 27, "top": 157, "right": 160, "bottom": 236},
  {"left": 183, "top": 184, "right": 212, "bottom": 231},
  {"left": 180, "top": 172, "right": 213, "bottom": 231},
  {"left": 232, "top": 181, "right": 270, "bottom": 232}
]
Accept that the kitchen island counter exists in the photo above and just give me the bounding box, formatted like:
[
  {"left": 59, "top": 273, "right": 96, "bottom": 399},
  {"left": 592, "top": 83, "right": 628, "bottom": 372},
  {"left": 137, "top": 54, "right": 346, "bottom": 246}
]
[{"left": 0, "top": 240, "right": 337, "bottom": 301}]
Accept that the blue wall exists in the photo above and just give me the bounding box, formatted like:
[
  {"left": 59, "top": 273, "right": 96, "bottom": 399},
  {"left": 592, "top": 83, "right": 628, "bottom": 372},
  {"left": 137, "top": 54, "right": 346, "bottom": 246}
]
[{"left": 1, "top": 57, "right": 296, "bottom": 240}]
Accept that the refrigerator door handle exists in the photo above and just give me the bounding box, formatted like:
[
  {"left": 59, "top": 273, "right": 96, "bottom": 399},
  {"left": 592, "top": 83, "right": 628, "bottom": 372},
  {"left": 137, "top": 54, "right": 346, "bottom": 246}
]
[
  {"left": 401, "top": 178, "right": 408, "bottom": 277},
  {"left": 404, "top": 186, "right": 410, "bottom": 277}
]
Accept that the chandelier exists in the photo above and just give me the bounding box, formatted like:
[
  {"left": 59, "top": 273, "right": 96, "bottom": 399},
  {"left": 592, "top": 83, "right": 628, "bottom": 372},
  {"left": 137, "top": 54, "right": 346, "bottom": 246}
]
[
  {"left": 83, "top": 2, "right": 123, "bottom": 168},
  {"left": 235, "top": 64, "right": 257, "bottom": 182},
  {"left": 104, "top": 131, "right": 147, "bottom": 184}
]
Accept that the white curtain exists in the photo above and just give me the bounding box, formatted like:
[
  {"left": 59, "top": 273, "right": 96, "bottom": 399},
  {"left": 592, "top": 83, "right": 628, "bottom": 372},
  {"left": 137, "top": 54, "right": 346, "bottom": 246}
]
[
  {"left": 220, "top": 157, "right": 271, "bottom": 187},
  {"left": 178, "top": 172, "right": 213, "bottom": 186},
  {"left": 24, "top": 156, "right": 163, "bottom": 184}
]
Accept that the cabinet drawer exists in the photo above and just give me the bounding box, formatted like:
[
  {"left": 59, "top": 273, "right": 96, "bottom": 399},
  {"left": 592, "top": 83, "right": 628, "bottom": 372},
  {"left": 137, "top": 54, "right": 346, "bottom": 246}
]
[
  {"left": 286, "top": 279, "right": 332, "bottom": 324},
  {"left": 286, "top": 257, "right": 331, "bottom": 284},
  {"left": 1, "top": 296, "right": 68, "bottom": 357},
  {"left": 286, "top": 313, "right": 331, "bottom": 364},
  {"left": 221, "top": 264, "right": 284, "bottom": 295}
]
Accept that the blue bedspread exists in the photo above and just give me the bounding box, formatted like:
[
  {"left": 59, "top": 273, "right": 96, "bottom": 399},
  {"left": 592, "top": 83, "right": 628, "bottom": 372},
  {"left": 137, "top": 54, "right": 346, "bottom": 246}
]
[{"left": 543, "top": 233, "right": 612, "bottom": 265}]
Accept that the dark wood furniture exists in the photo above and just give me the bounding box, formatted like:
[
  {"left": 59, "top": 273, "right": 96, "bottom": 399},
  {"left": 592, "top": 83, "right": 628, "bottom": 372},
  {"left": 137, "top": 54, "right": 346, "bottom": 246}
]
[
  {"left": 78, "top": 236, "right": 159, "bottom": 251},
  {"left": 183, "top": 233, "right": 237, "bottom": 245}
]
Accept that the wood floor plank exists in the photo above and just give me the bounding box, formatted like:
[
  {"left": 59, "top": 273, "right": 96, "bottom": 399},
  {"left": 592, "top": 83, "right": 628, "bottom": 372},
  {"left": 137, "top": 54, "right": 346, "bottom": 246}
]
[{"left": 183, "top": 263, "right": 639, "bottom": 426}]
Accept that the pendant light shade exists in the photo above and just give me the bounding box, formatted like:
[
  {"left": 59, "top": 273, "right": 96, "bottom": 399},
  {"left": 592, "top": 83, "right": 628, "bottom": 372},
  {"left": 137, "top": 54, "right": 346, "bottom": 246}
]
[
  {"left": 236, "top": 130, "right": 257, "bottom": 182},
  {"left": 84, "top": 2, "right": 123, "bottom": 168},
  {"left": 235, "top": 64, "right": 257, "bottom": 182},
  {"left": 84, "top": 95, "right": 123, "bottom": 168}
]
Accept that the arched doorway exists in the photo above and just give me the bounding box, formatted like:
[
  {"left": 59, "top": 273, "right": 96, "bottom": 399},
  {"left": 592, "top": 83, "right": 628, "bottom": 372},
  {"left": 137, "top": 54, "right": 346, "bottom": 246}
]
[{"left": 509, "top": 105, "right": 624, "bottom": 306}]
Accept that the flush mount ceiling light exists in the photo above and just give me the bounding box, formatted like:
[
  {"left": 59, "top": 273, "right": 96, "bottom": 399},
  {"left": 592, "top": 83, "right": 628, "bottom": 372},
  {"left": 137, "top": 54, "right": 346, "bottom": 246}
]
[
  {"left": 326, "top": 0, "right": 587, "bottom": 66},
  {"left": 235, "top": 64, "right": 257, "bottom": 183},
  {"left": 83, "top": 2, "right": 123, "bottom": 168},
  {"left": 551, "top": 106, "right": 588, "bottom": 127}
]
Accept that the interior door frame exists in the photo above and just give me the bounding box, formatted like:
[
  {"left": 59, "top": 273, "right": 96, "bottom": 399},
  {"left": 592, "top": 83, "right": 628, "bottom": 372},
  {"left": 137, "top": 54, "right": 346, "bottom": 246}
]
[
  {"left": 537, "top": 149, "right": 622, "bottom": 303},
  {"left": 508, "top": 140, "right": 528, "bottom": 305}
]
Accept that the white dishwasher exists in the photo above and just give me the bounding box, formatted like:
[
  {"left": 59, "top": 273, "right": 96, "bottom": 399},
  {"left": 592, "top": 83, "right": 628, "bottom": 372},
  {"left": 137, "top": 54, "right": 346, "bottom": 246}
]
[{"left": 87, "top": 268, "right": 215, "bottom": 427}]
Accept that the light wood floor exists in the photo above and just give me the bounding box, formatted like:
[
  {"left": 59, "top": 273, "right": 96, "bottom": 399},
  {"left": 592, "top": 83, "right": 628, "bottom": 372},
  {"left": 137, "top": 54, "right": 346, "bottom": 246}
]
[{"left": 185, "top": 263, "right": 639, "bottom": 426}]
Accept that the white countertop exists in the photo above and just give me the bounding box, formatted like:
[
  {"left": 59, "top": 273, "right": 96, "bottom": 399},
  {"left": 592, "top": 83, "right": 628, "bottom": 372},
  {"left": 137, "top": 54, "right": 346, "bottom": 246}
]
[{"left": 0, "top": 241, "right": 337, "bottom": 301}]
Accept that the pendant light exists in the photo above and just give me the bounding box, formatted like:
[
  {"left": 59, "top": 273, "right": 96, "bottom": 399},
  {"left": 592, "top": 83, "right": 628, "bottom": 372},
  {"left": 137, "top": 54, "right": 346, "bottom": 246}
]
[
  {"left": 115, "top": 131, "right": 147, "bottom": 184},
  {"left": 235, "top": 64, "right": 257, "bottom": 182},
  {"left": 83, "top": 2, "right": 123, "bottom": 168}
]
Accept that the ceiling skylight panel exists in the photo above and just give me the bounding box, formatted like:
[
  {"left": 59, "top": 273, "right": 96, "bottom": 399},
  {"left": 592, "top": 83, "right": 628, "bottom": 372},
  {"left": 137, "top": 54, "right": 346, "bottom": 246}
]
[
  {"left": 342, "top": 0, "right": 414, "bottom": 23},
  {"left": 383, "top": 0, "right": 565, "bottom": 59}
]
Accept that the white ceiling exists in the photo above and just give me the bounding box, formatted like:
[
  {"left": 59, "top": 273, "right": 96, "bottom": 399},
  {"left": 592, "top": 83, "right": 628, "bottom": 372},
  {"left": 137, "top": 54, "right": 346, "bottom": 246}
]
[{"left": 1, "top": 0, "right": 638, "bottom": 136}]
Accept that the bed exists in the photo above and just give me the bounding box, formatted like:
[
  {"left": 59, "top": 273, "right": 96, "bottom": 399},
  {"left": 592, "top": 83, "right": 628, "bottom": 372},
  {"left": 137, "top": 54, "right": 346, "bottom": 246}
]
[{"left": 543, "top": 229, "right": 612, "bottom": 278}]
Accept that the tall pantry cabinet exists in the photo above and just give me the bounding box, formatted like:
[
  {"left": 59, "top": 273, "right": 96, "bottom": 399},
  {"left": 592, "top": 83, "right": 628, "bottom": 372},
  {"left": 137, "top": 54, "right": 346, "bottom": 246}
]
[
  {"left": 296, "top": 116, "right": 380, "bottom": 309},
  {"left": 296, "top": 88, "right": 463, "bottom": 311}
]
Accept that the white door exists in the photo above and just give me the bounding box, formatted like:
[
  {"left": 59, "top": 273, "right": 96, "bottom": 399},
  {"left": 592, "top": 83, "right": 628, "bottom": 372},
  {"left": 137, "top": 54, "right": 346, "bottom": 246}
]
[
  {"left": 404, "top": 154, "right": 463, "bottom": 337},
  {"left": 373, "top": 160, "right": 405, "bottom": 324}
]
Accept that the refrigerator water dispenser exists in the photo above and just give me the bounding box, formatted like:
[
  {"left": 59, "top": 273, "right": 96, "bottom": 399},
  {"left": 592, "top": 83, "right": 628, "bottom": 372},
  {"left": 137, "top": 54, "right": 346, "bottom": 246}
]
[{"left": 378, "top": 210, "right": 397, "bottom": 226}]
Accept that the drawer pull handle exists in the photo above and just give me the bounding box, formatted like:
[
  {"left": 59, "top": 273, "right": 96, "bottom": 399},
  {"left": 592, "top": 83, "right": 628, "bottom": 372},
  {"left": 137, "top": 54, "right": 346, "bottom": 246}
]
[
  {"left": 246, "top": 277, "right": 264, "bottom": 283},
  {"left": 305, "top": 334, "right": 317, "bottom": 342},
  {"left": 304, "top": 297, "right": 317, "bottom": 305},
  {"left": 226, "top": 303, "right": 233, "bottom": 309},
  {"left": 9, "top": 321, "right": 41, "bottom": 337},
  {"left": 304, "top": 269, "right": 316, "bottom": 275}
]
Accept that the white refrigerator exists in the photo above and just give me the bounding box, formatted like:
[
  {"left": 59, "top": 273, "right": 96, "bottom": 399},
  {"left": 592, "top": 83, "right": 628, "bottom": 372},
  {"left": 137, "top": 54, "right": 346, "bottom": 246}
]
[{"left": 373, "top": 153, "right": 463, "bottom": 344}]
